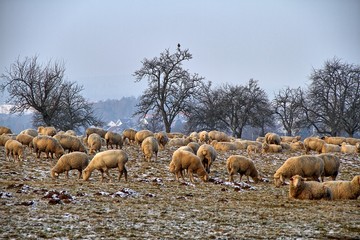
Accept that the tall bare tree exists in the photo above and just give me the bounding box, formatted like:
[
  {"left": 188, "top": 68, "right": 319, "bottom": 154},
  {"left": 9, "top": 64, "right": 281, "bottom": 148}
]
[
  {"left": 0, "top": 56, "right": 102, "bottom": 132},
  {"left": 134, "top": 46, "right": 205, "bottom": 133}
]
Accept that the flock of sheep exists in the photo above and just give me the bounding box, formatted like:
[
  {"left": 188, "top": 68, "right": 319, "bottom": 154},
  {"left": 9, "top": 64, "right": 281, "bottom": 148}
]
[{"left": 1, "top": 126, "right": 359, "bottom": 201}]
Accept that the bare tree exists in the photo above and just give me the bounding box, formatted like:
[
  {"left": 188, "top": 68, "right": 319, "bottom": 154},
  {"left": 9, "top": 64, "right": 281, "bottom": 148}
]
[
  {"left": 0, "top": 56, "right": 102, "bottom": 132},
  {"left": 302, "top": 57, "right": 360, "bottom": 136},
  {"left": 134, "top": 46, "right": 205, "bottom": 133},
  {"left": 273, "top": 87, "right": 304, "bottom": 136}
]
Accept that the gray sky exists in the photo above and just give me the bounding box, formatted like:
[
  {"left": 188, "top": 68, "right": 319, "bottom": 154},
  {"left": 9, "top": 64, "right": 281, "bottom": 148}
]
[{"left": 1, "top": 0, "right": 359, "bottom": 102}]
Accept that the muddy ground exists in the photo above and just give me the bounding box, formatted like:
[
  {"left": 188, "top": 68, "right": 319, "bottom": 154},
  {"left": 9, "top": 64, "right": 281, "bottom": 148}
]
[{"left": 1, "top": 143, "right": 359, "bottom": 239}]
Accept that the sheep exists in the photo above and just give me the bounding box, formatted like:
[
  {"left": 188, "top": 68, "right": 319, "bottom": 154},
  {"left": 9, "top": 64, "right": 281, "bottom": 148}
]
[
  {"left": 273, "top": 155, "right": 324, "bottom": 187},
  {"left": 65, "top": 130, "right": 77, "bottom": 136},
  {"left": 134, "top": 130, "right": 154, "bottom": 146},
  {"left": 0, "top": 126, "right": 12, "bottom": 135},
  {"left": 154, "top": 131, "right": 169, "bottom": 149},
  {"left": 208, "top": 130, "right": 230, "bottom": 142},
  {"left": 141, "top": 136, "right": 159, "bottom": 162},
  {"left": 264, "top": 132, "right": 281, "bottom": 145},
  {"left": 323, "top": 175, "right": 360, "bottom": 200},
  {"left": 262, "top": 142, "right": 282, "bottom": 153},
  {"left": 304, "top": 137, "right": 326, "bottom": 154},
  {"left": 50, "top": 152, "right": 90, "bottom": 179},
  {"left": 5, "top": 139, "right": 25, "bottom": 161},
  {"left": 289, "top": 175, "right": 332, "bottom": 200},
  {"left": 345, "top": 137, "right": 360, "bottom": 146},
  {"left": 168, "top": 137, "right": 193, "bottom": 147},
  {"left": 16, "top": 133, "right": 34, "bottom": 150},
  {"left": 38, "top": 126, "right": 57, "bottom": 136},
  {"left": 82, "top": 149, "right": 128, "bottom": 182},
  {"left": 199, "top": 131, "right": 210, "bottom": 143},
  {"left": 187, "top": 142, "right": 200, "bottom": 154},
  {"left": 196, "top": 144, "right": 217, "bottom": 173},
  {"left": 169, "top": 149, "right": 209, "bottom": 183},
  {"left": 85, "top": 127, "right": 107, "bottom": 140},
  {"left": 167, "top": 132, "right": 184, "bottom": 138},
  {"left": 280, "top": 142, "right": 291, "bottom": 152},
  {"left": 280, "top": 136, "right": 301, "bottom": 143},
  {"left": 104, "top": 131, "right": 123, "bottom": 149},
  {"left": 247, "top": 144, "right": 261, "bottom": 156},
  {"left": 226, "top": 155, "right": 261, "bottom": 183},
  {"left": 256, "top": 137, "right": 265, "bottom": 143},
  {"left": 122, "top": 128, "right": 137, "bottom": 144},
  {"left": 32, "top": 135, "right": 64, "bottom": 159},
  {"left": 177, "top": 146, "right": 195, "bottom": 153},
  {"left": 321, "top": 143, "right": 341, "bottom": 153},
  {"left": 54, "top": 134, "right": 87, "bottom": 153},
  {"left": 316, "top": 153, "right": 340, "bottom": 181},
  {"left": 340, "top": 143, "right": 360, "bottom": 154},
  {"left": 210, "top": 140, "right": 237, "bottom": 151},
  {"left": 189, "top": 132, "right": 199, "bottom": 141},
  {"left": 0, "top": 134, "right": 15, "bottom": 146},
  {"left": 20, "top": 128, "right": 38, "bottom": 137},
  {"left": 322, "top": 136, "right": 346, "bottom": 145},
  {"left": 290, "top": 141, "right": 305, "bottom": 152},
  {"left": 87, "top": 133, "right": 102, "bottom": 154}
]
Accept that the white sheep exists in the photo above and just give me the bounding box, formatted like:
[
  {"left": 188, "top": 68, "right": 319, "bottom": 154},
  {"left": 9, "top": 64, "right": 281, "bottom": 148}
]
[
  {"left": 16, "top": 133, "right": 34, "bottom": 151},
  {"left": 247, "top": 144, "right": 261, "bottom": 156},
  {"left": 20, "top": 128, "right": 38, "bottom": 137},
  {"left": 51, "top": 152, "right": 90, "bottom": 179},
  {"left": 264, "top": 132, "right": 281, "bottom": 145},
  {"left": 210, "top": 140, "right": 237, "bottom": 151},
  {"left": 134, "top": 129, "right": 154, "bottom": 146},
  {"left": 208, "top": 130, "right": 230, "bottom": 142},
  {"left": 340, "top": 142, "right": 360, "bottom": 154},
  {"left": 87, "top": 133, "right": 102, "bottom": 154},
  {"left": 5, "top": 139, "right": 25, "bottom": 161},
  {"left": 199, "top": 131, "right": 210, "bottom": 143},
  {"left": 289, "top": 175, "right": 332, "bottom": 200},
  {"left": 82, "top": 149, "right": 128, "bottom": 182},
  {"left": 196, "top": 144, "right": 217, "bottom": 173},
  {"left": 187, "top": 142, "right": 200, "bottom": 154},
  {"left": 345, "top": 137, "right": 360, "bottom": 146},
  {"left": 323, "top": 175, "right": 360, "bottom": 200},
  {"left": 32, "top": 135, "right": 64, "bottom": 159},
  {"left": 316, "top": 153, "right": 340, "bottom": 181},
  {"left": 141, "top": 136, "right": 159, "bottom": 162},
  {"left": 262, "top": 142, "right": 282, "bottom": 153},
  {"left": 323, "top": 136, "right": 346, "bottom": 145},
  {"left": 104, "top": 131, "right": 123, "bottom": 149},
  {"left": 321, "top": 143, "right": 341, "bottom": 153},
  {"left": 304, "top": 137, "right": 326, "bottom": 154},
  {"left": 38, "top": 126, "right": 57, "bottom": 136},
  {"left": 280, "top": 136, "right": 301, "bottom": 143},
  {"left": 290, "top": 141, "right": 305, "bottom": 152},
  {"left": 154, "top": 131, "right": 169, "bottom": 149},
  {"left": 54, "top": 134, "right": 87, "bottom": 153},
  {"left": 273, "top": 155, "right": 324, "bottom": 187},
  {"left": 122, "top": 128, "right": 137, "bottom": 145},
  {"left": 226, "top": 155, "right": 261, "bottom": 183},
  {"left": 85, "top": 127, "right": 107, "bottom": 139},
  {"left": 0, "top": 126, "right": 12, "bottom": 135}
]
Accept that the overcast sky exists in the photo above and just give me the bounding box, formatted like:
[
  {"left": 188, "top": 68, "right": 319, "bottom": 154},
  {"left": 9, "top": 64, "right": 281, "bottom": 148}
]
[{"left": 1, "top": 0, "right": 359, "bottom": 102}]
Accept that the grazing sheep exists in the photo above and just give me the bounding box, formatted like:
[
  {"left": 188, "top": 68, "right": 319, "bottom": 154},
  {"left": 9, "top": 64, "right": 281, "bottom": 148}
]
[
  {"left": 289, "top": 175, "right": 332, "bottom": 200},
  {"left": 273, "top": 155, "right": 324, "bottom": 187},
  {"left": 141, "top": 136, "right": 159, "bottom": 162},
  {"left": 280, "top": 142, "right": 291, "bottom": 152},
  {"left": 167, "top": 132, "right": 184, "bottom": 139},
  {"left": 210, "top": 140, "right": 237, "bottom": 151},
  {"left": 38, "top": 126, "right": 57, "bottom": 136},
  {"left": 345, "top": 137, "right": 360, "bottom": 146},
  {"left": 5, "top": 139, "right": 25, "bottom": 161},
  {"left": 65, "top": 130, "right": 77, "bottom": 136},
  {"left": 323, "top": 175, "right": 360, "bottom": 200},
  {"left": 32, "top": 135, "right": 64, "bottom": 159},
  {"left": 323, "top": 136, "right": 346, "bottom": 145},
  {"left": 134, "top": 130, "right": 154, "bottom": 146},
  {"left": 290, "top": 141, "right": 305, "bottom": 152},
  {"left": 316, "top": 153, "right": 340, "bottom": 181},
  {"left": 0, "top": 126, "right": 12, "bottom": 135},
  {"left": 280, "top": 136, "right": 301, "bottom": 143},
  {"left": 340, "top": 143, "right": 360, "bottom": 154},
  {"left": 264, "top": 132, "right": 281, "bottom": 145},
  {"left": 233, "top": 140, "right": 248, "bottom": 150},
  {"left": 20, "top": 128, "right": 38, "bottom": 137},
  {"left": 82, "top": 150, "right": 128, "bottom": 182},
  {"left": 208, "top": 130, "right": 231, "bottom": 142},
  {"left": 0, "top": 134, "right": 15, "bottom": 146},
  {"left": 196, "top": 144, "right": 217, "bottom": 173},
  {"left": 304, "top": 137, "right": 326, "bottom": 154},
  {"left": 262, "top": 143, "right": 282, "bottom": 153},
  {"left": 199, "top": 131, "right": 210, "bottom": 143},
  {"left": 168, "top": 137, "right": 193, "bottom": 147},
  {"left": 51, "top": 152, "right": 90, "bottom": 179},
  {"left": 54, "top": 134, "right": 87, "bottom": 153},
  {"left": 177, "top": 146, "right": 195, "bottom": 153},
  {"left": 87, "top": 133, "right": 102, "bottom": 154},
  {"left": 321, "top": 143, "right": 341, "bottom": 153},
  {"left": 154, "top": 131, "right": 169, "bottom": 149},
  {"left": 247, "top": 144, "right": 261, "bottom": 156},
  {"left": 169, "top": 149, "right": 209, "bottom": 183},
  {"left": 226, "top": 155, "right": 261, "bottom": 183},
  {"left": 187, "top": 142, "right": 200, "bottom": 154},
  {"left": 256, "top": 137, "right": 265, "bottom": 143},
  {"left": 104, "top": 131, "right": 123, "bottom": 149},
  {"left": 122, "top": 128, "right": 137, "bottom": 144},
  {"left": 16, "top": 133, "right": 34, "bottom": 150},
  {"left": 85, "top": 127, "right": 107, "bottom": 142}
]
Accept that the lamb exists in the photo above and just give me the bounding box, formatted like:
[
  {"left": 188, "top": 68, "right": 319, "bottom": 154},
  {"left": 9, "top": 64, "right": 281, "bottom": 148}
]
[
  {"left": 196, "top": 144, "right": 217, "bottom": 173},
  {"left": 0, "top": 126, "right": 12, "bottom": 135},
  {"left": 280, "top": 136, "right": 301, "bottom": 143},
  {"left": 104, "top": 131, "right": 123, "bottom": 149},
  {"left": 169, "top": 149, "right": 209, "bottom": 183},
  {"left": 323, "top": 175, "right": 360, "bottom": 200},
  {"left": 321, "top": 143, "right": 341, "bottom": 153},
  {"left": 273, "top": 155, "right": 324, "bottom": 187},
  {"left": 122, "top": 128, "right": 137, "bottom": 144},
  {"left": 323, "top": 136, "right": 346, "bottom": 145},
  {"left": 340, "top": 143, "right": 360, "bottom": 154},
  {"left": 54, "top": 134, "right": 87, "bottom": 153},
  {"left": 5, "top": 139, "right": 25, "bottom": 161},
  {"left": 226, "top": 155, "right": 261, "bottom": 183},
  {"left": 50, "top": 152, "right": 90, "bottom": 179},
  {"left": 154, "top": 131, "right": 169, "bottom": 149},
  {"left": 208, "top": 130, "right": 230, "bottom": 142},
  {"left": 16, "top": 133, "right": 34, "bottom": 150},
  {"left": 85, "top": 127, "right": 107, "bottom": 139},
  {"left": 20, "top": 128, "right": 38, "bottom": 137},
  {"left": 316, "top": 153, "right": 340, "bottom": 181},
  {"left": 304, "top": 137, "right": 326, "bottom": 154},
  {"left": 87, "top": 133, "right": 102, "bottom": 154},
  {"left": 210, "top": 140, "right": 237, "bottom": 151},
  {"left": 199, "top": 131, "right": 210, "bottom": 143},
  {"left": 289, "top": 175, "right": 332, "bottom": 200},
  {"left": 134, "top": 130, "right": 154, "bottom": 146},
  {"left": 82, "top": 149, "right": 128, "bottom": 182},
  {"left": 38, "top": 126, "right": 57, "bottom": 136},
  {"left": 32, "top": 135, "right": 64, "bottom": 159},
  {"left": 262, "top": 142, "right": 282, "bottom": 153},
  {"left": 264, "top": 132, "right": 281, "bottom": 145},
  {"left": 141, "top": 136, "right": 159, "bottom": 162}
]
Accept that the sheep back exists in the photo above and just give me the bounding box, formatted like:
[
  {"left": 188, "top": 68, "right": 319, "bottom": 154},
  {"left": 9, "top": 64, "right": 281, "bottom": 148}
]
[{"left": 316, "top": 153, "right": 340, "bottom": 181}]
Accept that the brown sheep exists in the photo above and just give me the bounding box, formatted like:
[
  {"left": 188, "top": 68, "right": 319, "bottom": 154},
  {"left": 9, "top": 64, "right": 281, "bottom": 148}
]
[
  {"left": 196, "top": 144, "right": 217, "bottom": 173},
  {"left": 122, "top": 128, "right": 137, "bottom": 144},
  {"left": 247, "top": 144, "right": 261, "bottom": 156},
  {"left": 264, "top": 132, "right": 281, "bottom": 145},
  {"left": 340, "top": 143, "right": 360, "bottom": 154},
  {"left": 54, "top": 134, "right": 87, "bottom": 153},
  {"left": 304, "top": 137, "right": 326, "bottom": 154},
  {"left": 87, "top": 133, "right": 102, "bottom": 154},
  {"left": 20, "top": 128, "right": 38, "bottom": 137},
  {"left": 141, "top": 136, "right": 159, "bottom": 162},
  {"left": 169, "top": 149, "right": 209, "bottom": 183},
  {"left": 199, "top": 131, "right": 210, "bottom": 143},
  {"left": 32, "top": 135, "right": 64, "bottom": 159},
  {"left": 345, "top": 137, "right": 360, "bottom": 146},
  {"left": 0, "top": 134, "right": 15, "bottom": 146},
  {"left": 51, "top": 152, "right": 90, "bottom": 179},
  {"left": 82, "top": 149, "right": 128, "bottom": 182},
  {"left": 5, "top": 139, "right": 25, "bottom": 161},
  {"left": 321, "top": 143, "right": 341, "bottom": 153},
  {"left": 105, "top": 131, "right": 123, "bottom": 149},
  {"left": 323, "top": 136, "right": 346, "bottom": 145},
  {"left": 168, "top": 137, "right": 193, "bottom": 147},
  {"left": 0, "top": 126, "right": 12, "bottom": 135},
  {"left": 290, "top": 141, "right": 305, "bottom": 152},
  {"left": 262, "top": 143, "right": 282, "bottom": 153},
  {"left": 187, "top": 142, "right": 200, "bottom": 154},
  {"left": 226, "top": 155, "right": 261, "bottom": 183}
]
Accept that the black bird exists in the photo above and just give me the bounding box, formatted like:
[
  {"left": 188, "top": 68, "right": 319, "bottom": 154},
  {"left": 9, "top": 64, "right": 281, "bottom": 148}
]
[{"left": 177, "top": 43, "right": 181, "bottom": 48}]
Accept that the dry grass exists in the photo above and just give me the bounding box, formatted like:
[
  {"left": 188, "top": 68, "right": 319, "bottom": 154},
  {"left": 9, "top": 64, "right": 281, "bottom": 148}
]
[{"left": 1, "top": 144, "right": 359, "bottom": 239}]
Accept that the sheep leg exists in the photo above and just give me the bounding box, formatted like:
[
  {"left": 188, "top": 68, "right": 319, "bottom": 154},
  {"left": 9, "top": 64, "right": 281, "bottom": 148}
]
[
  {"left": 188, "top": 169, "right": 195, "bottom": 183},
  {"left": 104, "top": 169, "right": 113, "bottom": 182},
  {"left": 229, "top": 173, "right": 234, "bottom": 182},
  {"left": 77, "top": 170, "right": 82, "bottom": 179},
  {"left": 239, "top": 174, "right": 243, "bottom": 183},
  {"left": 155, "top": 151, "right": 158, "bottom": 161},
  {"left": 99, "top": 170, "right": 105, "bottom": 182},
  {"left": 65, "top": 171, "right": 69, "bottom": 179},
  {"left": 246, "top": 175, "right": 250, "bottom": 183}
]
